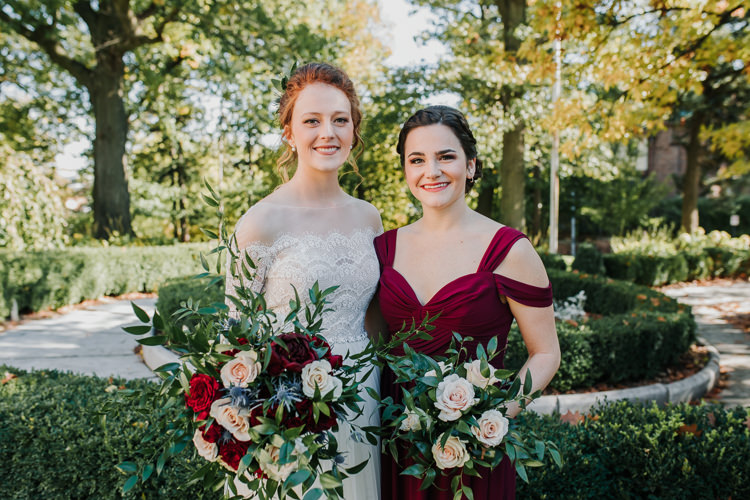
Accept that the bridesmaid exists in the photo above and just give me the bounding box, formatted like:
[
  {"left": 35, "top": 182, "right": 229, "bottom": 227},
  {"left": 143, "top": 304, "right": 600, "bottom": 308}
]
[{"left": 374, "top": 106, "right": 560, "bottom": 500}]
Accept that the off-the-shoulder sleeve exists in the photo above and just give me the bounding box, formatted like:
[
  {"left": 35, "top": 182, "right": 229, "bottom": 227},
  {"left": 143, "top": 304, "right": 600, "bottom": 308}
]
[
  {"left": 224, "top": 241, "right": 273, "bottom": 320},
  {"left": 494, "top": 274, "right": 553, "bottom": 308}
]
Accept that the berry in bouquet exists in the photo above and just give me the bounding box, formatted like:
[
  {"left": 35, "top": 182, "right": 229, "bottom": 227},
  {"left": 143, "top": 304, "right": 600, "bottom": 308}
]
[
  {"left": 376, "top": 325, "right": 562, "bottom": 499},
  {"left": 115, "top": 183, "right": 378, "bottom": 500}
]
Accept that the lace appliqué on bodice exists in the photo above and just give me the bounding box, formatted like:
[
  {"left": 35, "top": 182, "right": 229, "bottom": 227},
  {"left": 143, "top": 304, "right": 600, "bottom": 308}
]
[{"left": 226, "top": 228, "right": 380, "bottom": 345}]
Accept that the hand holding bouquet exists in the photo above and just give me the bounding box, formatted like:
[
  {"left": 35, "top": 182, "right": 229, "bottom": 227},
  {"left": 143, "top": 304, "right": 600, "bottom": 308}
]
[{"left": 377, "top": 326, "right": 561, "bottom": 499}]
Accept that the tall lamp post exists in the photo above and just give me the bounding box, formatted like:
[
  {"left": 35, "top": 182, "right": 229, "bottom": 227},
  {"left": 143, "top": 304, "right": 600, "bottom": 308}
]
[{"left": 549, "top": 11, "right": 562, "bottom": 254}]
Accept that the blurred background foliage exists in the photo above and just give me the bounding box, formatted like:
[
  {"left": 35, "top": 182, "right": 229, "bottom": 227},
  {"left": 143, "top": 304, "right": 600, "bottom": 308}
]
[{"left": 1, "top": 0, "right": 748, "bottom": 250}]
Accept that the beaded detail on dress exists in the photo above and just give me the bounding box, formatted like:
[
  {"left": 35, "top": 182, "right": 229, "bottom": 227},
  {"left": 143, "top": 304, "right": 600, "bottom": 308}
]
[{"left": 226, "top": 228, "right": 380, "bottom": 345}]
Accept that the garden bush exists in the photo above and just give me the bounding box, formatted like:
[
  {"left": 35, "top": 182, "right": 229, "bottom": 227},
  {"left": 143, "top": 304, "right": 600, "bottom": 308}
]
[
  {"left": 2, "top": 368, "right": 747, "bottom": 499},
  {"left": 0, "top": 366, "right": 207, "bottom": 499},
  {"left": 155, "top": 275, "right": 225, "bottom": 329},
  {"left": 571, "top": 242, "right": 605, "bottom": 275},
  {"left": 505, "top": 270, "right": 695, "bottom": 392},
  {"left": 517, "top": 401, "right": 750, "bottom": 499},
  {"left": 0, "top": 243, "right": 212, "bottom": 318}
]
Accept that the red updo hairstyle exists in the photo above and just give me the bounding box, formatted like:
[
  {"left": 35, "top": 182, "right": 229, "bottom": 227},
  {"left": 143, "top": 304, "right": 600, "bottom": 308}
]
[{"left": 276, "top": 62, "right": 363, "bottom": 181}]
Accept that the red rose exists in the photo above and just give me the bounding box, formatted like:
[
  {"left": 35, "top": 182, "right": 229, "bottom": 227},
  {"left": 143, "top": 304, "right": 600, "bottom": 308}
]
[
  {"left": 218, "top": 438, "right": 250, "bottom": 471},
  {"left": 329, "top": 355, "right": 344, "bottom": 369},
  {"left": 268, "top": 333, "right": 318, "bottom": 373},
  {"left": 200, "top": 422, "right": 224, "bottom": 444},
  {"left": 295, "top": 399, "right": 337, "bottom": 433},
  {"left": 185, "top": 374, "right": 220, "bottom": 420}
]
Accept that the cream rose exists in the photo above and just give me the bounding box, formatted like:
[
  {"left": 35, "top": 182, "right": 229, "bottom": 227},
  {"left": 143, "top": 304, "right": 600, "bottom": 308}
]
[
  {"left": 257, "top": 443, "right": 296, "bottom": 482},
  {"left": 424, "top": 361, "right": 452, "bottom": 379},
  {"left": 434, "top": 374, "right": 479, "bottom": 421},
  {"left": 210, "top": 397, "right": 251, "bottom": 441},
  {"left": 400, "top": 409, "right": 422, "bottom": 432},
  {"left": 432, "top": 434, "right": 470, "bottom": 470},
  {"left": 301, "top": 360, "right": 342, "bottom": 400},
  {"left": 192, "top": 428, "right": 218, "bottom": 461},
  {"left": 464, "top": 359, "right": 500, "bottom": 389},
  {"left": 220, "top": 350, "right": 261, "bottom": 388},
  {"left": 471, "top": 409, "right": 509, "bottom": 447}
]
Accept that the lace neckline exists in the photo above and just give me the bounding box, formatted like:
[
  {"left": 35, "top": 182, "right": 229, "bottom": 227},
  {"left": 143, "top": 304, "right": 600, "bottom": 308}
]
[{"left": 241, "top": 227, "right": 379, "bottom": 252}]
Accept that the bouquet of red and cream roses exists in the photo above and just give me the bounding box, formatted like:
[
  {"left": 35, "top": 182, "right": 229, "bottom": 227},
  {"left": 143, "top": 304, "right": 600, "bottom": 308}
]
[
  {"left": 378, "top": 327, "right": 561, "bottom": 498},
  {"left": 118, "top": 183, "right": 376, "bottom": 499}
]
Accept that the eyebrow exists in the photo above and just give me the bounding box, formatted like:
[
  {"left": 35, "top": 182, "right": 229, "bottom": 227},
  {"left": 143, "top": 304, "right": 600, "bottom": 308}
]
[
  {"left": 408, "top": 148, "right": 457, "bottom": 157},
  {"left": 301, "top": 110, "right": 350, "bottom": 116}
]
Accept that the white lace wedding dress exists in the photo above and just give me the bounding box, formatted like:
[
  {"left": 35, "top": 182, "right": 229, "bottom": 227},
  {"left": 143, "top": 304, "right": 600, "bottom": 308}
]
[{"left": 225, "top": 203, "right": 382, "bottom": 500}]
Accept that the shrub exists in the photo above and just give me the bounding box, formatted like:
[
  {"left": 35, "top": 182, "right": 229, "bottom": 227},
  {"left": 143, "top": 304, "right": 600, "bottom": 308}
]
[
  {"left": 0, "top": 366, "right": 207, "bottom": 499},
  {"left": 155, "top": 275, "right": 224, "bottom": 329},
  {"left": 571, "top": 243, "right": 605, "bottom": 275},
  {"left": 505, "top": 270, "right": 694, "bottom": 392},
  {"left": 539, "top": 253, "right": 568, "bottom": 271},
  {"left": 0, "top": 244, "right": 212, "bottom": 318},
  {"left": 517, "top": 401, "right": 750, "bottom": 499}
]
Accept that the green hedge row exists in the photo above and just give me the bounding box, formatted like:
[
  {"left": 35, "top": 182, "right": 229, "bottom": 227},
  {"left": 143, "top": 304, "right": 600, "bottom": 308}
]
[
  {"left": 2, "top": 368, "right": 747, "bottom": 499},
  {"left": 0, "top": 244, "right": 211, "bottom": 319},
  {"left": 0, "top": 366, "right": 205, "bottom": 499},
  {"left": 517, "top": 401, "right": 750, "bottom": 499},
  {"left": 505, "top": 270, "right": 695, "bottom": 392},
  {"left": 155, "top": 275, "right": 224, "bottom": 329},
  {"left": 601, "top": 247, "right": 750, "bottom": 287}
]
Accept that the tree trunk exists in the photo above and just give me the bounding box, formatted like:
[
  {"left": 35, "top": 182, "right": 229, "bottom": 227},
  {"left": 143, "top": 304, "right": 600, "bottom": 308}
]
[
  {"left": 497, "top": 0, "right": 527, "bottom": 231},
  {"left": 91, "top": 64, "right": 132, "bottom": 239},
  {"left": 681, "top": 111, "right": 704, "bottom": 233},
  {"left": 499, "top": 122, "right": 526, "bottom": 231},
  {"left": 531, "top": 163, "right": 542, "bottom": 237},
  {"left": 475, "top": 181, "right": 494, "bottom": 217}
]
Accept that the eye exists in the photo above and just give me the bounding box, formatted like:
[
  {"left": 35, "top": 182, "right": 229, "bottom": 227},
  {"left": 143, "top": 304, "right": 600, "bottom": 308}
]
[
  {"left": 303, "top": 118, "right": 319, "bottom": 125},
  {"left": 335, "top": 117, "right": 350, "bottom": 124},
  {"left": 440, "top": 154, "right": 457, "bottom": 161},
  {"left": 408, "top": 157, "right": 424, "bottom": 165}
]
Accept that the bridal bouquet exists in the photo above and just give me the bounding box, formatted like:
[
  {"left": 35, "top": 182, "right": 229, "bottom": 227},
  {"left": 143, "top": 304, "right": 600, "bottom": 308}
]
[
  {"left": 114, "top": 182, "right": 376, "bottom": 500},
  {"left": 378, "top": 327, "right": 561, "bottom": 498}
]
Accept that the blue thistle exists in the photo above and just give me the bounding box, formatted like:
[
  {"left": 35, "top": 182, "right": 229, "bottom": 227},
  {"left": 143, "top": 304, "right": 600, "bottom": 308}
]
[{"left": 268, "top": 379, "right": 304, "bottom": 412}]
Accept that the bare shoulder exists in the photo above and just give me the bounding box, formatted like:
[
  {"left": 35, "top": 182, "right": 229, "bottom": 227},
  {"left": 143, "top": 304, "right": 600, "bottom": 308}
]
[
  {"left": 348, "top": 197, "right": 384, "bottom": 232},
  {"left": 232, "top": 201, "right": 282, "bottom": 249},
  {"left": 495, "top": 233, "right": 550, "bottom": 287}
]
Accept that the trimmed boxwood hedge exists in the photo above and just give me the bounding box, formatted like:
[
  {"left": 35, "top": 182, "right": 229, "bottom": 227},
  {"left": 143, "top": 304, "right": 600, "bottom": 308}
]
[
  {"left": 505, "top": 270, "right": 695, "bottom": 392},
  {"left": 0, "top": 244, "right": 212, "bottom": 319},
  {"left": 0, "top": 366, "right": 206, "bottom": 499},
  {"left": 516, "top": 401, "right": 750, "bottom": 499},
  {"left": 2, "top": 368, "right": 747, "bottom": 499},
  {"left": 597, "top": 246, "right": 750, "bottom": 287}
]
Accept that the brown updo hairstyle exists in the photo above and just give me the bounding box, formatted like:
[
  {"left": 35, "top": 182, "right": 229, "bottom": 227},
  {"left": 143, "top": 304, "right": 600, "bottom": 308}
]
[
  {"left": 276, "top": 62, "right": 363, "bottom": 182},
  {"left": 396, "top": 105, "right": 483, "bottom": 193}
]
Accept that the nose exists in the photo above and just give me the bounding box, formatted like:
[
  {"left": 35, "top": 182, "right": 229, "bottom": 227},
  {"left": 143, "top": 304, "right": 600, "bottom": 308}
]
[
  {"left": 425, "top": 158, "right": 441, "bottom": 178},
  {"left": 320, "top": 119, "right": 335, "bottom": 139}
]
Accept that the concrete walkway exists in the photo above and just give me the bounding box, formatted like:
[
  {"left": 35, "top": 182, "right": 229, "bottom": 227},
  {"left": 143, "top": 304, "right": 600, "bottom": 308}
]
[
  {"left": 661, "top": 280, "right": 750, "bottom": 408},
  {"left": 0, "top": 298, "right": 156, "bottom": 380}
]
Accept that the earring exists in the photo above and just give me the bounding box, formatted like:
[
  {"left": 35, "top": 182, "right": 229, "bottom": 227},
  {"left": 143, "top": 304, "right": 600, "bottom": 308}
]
[
  {"left": 291, "top": 145, "right": 296, "bottom": 152},
  {"left": 349, "top": 145, "right": 353, "bottom": 150}
]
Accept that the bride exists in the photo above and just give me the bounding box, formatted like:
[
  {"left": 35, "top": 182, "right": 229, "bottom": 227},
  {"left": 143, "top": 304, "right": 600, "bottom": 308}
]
[{"left": 225, "top": 62, "right": 382, "bottom": 499}]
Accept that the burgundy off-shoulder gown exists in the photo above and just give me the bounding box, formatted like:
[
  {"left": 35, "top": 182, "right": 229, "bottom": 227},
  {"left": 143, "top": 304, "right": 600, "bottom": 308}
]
[{"left": 374, "top": 226, "right": 553, "bottom": 500}]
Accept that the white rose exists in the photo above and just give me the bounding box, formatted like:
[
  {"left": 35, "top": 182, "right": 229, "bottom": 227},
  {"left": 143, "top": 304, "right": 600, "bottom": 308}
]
[
  {"left": 301, "top": 360, "right": 342, "bottom": 400},
  {"left": 399, "top": 409, "right": 422, "bottom": 432},
  {"left": 464, "top": 359, "right": 500, "bottom": 389},
  {"left": 471, "top": 409, "right": 509, "bottom": 447},
  {"left": 210, "top": 397, "right": 251, "bottom": 441},
  {"left": 424, "top": 361, "right": 452, "bottom": 379},
  {"left": 257, "top": 443, "right": 296, "bottom": 482},
  {"left": 434, "top": 374, "right": 479, "bottom": 421},
  {"left": 220, "top": 350, "right": 262, "bottom": 388},
  {"left": 432, "top": 434, "right": 470, "bottom": 470},
  {"left": 192, "top": 428, "right": 218, "bottom": 461}
]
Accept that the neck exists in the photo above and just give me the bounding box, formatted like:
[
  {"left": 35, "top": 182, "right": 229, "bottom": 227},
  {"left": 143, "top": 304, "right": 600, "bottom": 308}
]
[
  {"left": 286, "top": 164, "right": 346, "bottom": 205},
  {"left": 417, "top": 199, "right": 474, "bottom": 233}
]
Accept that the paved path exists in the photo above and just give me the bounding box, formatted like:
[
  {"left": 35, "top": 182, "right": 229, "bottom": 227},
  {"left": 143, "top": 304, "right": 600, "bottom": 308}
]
[
  {"left": 0, "top": 298, "right": 156, "bottom": 380},
  {"left": 662, "top": 281, "right": 750, "bottom": 408}
]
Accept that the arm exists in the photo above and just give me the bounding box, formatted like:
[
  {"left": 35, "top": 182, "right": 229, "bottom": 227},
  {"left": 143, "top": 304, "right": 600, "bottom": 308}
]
[{"left": 494, "top": 238, "right": 560, "bottom": 418}]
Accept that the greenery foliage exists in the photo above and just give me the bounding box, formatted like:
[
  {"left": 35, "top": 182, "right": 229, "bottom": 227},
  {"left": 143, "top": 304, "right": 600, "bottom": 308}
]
[
  {"left": 2, "top": 368, "right": 747, "bottom": 499},
  {"left": 505, "top": 270, "right": 695, "bottom": 392},
  {"left": 0, "top": 366, "right": 206, "bottom": 499},
  {"left": 0, "top": 244, "right": 211, "bottom": 318},
  {"left": 516, "top": 402, "right": 750, "bottom": 500}
]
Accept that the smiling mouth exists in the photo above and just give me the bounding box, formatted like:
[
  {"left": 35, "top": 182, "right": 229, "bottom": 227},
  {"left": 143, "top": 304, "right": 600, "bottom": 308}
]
[
  {"left": 421, "top": 182, "right": 449, "bottom": 191},
  {"left": 314, "top": 146, "right": 340, "bottom": 154}
]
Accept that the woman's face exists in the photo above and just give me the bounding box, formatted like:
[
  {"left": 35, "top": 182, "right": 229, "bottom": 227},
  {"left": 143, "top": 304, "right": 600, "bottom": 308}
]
[
  {"left": 403, "top": 124, "right": 474, "bottom": 210},
  {"left": 285, "top": 83, "right": 354, "bottom": 175}
]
